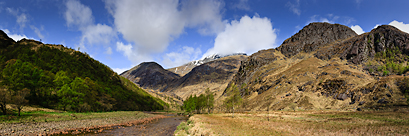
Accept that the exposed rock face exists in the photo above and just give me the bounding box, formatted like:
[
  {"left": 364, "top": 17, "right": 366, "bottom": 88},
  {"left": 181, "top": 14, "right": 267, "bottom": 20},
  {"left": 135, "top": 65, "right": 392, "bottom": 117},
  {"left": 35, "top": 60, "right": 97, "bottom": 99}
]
[
  {"left": 315, "top": 25, "right": 409, "bottom": 64},
  {"left": 120, "top": 62, "right": 180, "bottom": 90},
  {"left": 231, "top": 49, "right": 280, "bottom": 90},
  {"left": 278, "top": 22, "right": 357, "bottom": 57},
  {"left": 0, "top": 30, "right": 15, "bottom": 48}
]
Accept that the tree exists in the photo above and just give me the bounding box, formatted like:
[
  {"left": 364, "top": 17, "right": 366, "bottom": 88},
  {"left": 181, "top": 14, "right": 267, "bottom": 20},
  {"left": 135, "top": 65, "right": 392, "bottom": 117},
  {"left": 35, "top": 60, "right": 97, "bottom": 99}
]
[
  {"left": 0, "top": 87, "right": 11, "bottom": 115},
  {"left": 224, "top": 84, "right": 242, "bottom": 118},
  {"left": 53, "top": 71, "right": 71, "bottom": 89},
  {"left": 12, "top": 88, "right": 29, "bottom": 116},
  {"left": 205, "top": 88, "right": 214, "bottom": 114}
]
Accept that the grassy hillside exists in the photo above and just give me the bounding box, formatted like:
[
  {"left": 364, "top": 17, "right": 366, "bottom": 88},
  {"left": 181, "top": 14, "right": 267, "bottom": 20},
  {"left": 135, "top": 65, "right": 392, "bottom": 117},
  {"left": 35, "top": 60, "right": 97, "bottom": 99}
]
[{"left": 0, "top": 31, "right": 166, "bottom": 113}]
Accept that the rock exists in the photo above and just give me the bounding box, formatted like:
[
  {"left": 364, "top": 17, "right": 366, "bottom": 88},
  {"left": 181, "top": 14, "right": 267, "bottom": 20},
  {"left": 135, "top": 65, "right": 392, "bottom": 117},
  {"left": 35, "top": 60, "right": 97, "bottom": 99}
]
[
  {"left": 377, "top": 98, "right": 388, "bottom": 104},
  {"left": 373, "top": 96, "right": 378, "bottom": 100},
  {"left": 386, "top": 93, "right": 391, "bottom": 97},
  {"left": 337, "top": 93, "right": 348, "bottom": 100},
  {"left": 286, "top": 93, "right": 292, "bottom": 96},
  {"left": 277, "top": 22, "right": 357, "bottom": 57},
  {"left": 321, "top": 72, "right": 328, "bottom": 75},
  {"left": 357, "top": 108, "right": 362, "bottom": 111},
  {"left": 359, "top": 101, "right": 365, "bottom": 105}
]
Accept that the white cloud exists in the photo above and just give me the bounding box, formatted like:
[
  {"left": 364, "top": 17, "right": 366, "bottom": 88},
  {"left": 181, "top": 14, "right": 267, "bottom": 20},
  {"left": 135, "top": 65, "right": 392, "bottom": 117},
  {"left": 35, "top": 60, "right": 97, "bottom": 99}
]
[
  {"left": 30, "top": 25, "right": 44, "bottom": 39},
  {"left": 307, "top": 14, "right": 354, "bottom": 25},
  {"left": 232, "top": 0, "right": 251, "bottom": 11},
  {"left": 351, "top": 25, "right": 365, "bottom": 35},
  {"left": 389, "top": 20, "right": 409, "bottom": 34},
  {"left": 181, "top": 0, "right": 226, "bottom": 35},
  {"left": 105, "top": 0, "right": 225, "bottom": 65},
  {"left": 64, "top": 0, "right": 93, "bottom": 28},
  {"left": 203, "top": 15, "right": 277, "bottom": 58},
  {"left": 6, "top": 8, "right": 28, "bottom": 29},
  {"left": 3, "top": 29, "right": 32, "bottom": 41},
  {"left": 80, "top": 24, "right": 115, "bottom": 46},
  {"left": 115, "top": 42, "right": 153, "bottom": 64},
  {"left": 64, "top": 0, "right": 115, "bottom": 50},
  {"left": 162, "top": 46, "right": 202, "bottom": 68},
  {"left": 286, "top": 0, "right": 300, "bottom": 16},
  {"left": 112, "top": 67, "right": 132, "bottom": 74},
  {"left": 105, "top": 46, "right": 112, "bottom": 55}
]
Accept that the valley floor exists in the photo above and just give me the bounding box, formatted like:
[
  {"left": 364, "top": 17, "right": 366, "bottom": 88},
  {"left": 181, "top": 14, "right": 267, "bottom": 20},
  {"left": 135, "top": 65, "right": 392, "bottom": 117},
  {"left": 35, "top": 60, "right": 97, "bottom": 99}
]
[
  {"left": 0, "top": 110, "right": 166, "bottom": 135},
  {"left": 176, "top": 110, "right": 409, "bottom": 136}
]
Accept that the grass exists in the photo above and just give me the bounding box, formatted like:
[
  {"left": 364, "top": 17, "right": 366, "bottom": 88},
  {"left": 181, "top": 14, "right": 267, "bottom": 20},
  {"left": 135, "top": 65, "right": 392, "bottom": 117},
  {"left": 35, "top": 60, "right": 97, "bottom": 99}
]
[
  {"left": 0, "top": 110, "right": 154, "bottom": 124},
  {"left": 174, "top": 120, "right": 194, "bottom": 135},
  {"left": 182, "top": 111, "right": 409, "bottom": 135}
]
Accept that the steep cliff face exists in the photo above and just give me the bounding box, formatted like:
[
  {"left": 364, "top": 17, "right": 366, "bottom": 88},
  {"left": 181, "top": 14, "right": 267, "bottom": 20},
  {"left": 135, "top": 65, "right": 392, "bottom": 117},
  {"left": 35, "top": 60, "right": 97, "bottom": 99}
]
[
  {"left": 120, "top": 62, "right": 180, "bottom": 90},
  {"left": 278, "top": 22, "right": 357, "bottom": 57},
  {"left": 316, "top": 25, "right": 409, "bottom": 64}
]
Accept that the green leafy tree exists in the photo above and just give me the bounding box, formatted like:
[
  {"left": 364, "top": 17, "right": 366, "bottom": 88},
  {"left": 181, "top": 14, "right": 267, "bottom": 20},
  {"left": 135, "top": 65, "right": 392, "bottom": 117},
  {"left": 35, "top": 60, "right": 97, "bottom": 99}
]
[
  {"left": 205, "top": 88, "right": 214, "bottom": 114},
  {"left": 224, "top": 84, "right": 242, "bottom": 118}
]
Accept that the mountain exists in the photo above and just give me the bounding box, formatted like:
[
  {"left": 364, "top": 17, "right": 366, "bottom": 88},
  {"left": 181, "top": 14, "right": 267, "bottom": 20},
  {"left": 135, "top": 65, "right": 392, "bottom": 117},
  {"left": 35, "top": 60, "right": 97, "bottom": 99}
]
[
  {"left": 121, "top": 62, "right": 180, "bottom": 90},
  {"left": 0, "top": 30, "right": 167, "bottom": 113},
  {"left": 164, "top": 55, "right": 247, "bottom": 100},
  {"left": 121, "top": 54, "right": 247, "bottom": 101},
  {"left": 226, "top": 22, "right": 408, "bottom": 111},
  {"left": 277, "top": 22, "right": 357, "bottom": 57},
  {"left": 167, "top": 53, "right": 246, "bottom": 76}
]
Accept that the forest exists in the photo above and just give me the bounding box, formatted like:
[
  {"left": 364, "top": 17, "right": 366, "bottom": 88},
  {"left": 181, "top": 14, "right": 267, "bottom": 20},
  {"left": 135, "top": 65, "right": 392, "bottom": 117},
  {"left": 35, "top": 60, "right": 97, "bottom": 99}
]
[{"left": 0, "top": 37, "right": 167, "bottom": 115}]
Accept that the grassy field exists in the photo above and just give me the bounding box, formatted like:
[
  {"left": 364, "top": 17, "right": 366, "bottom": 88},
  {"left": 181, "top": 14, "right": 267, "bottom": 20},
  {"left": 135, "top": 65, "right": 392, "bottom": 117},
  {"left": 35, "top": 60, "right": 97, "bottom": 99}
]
[
  {"left": 0, "top": 105, "right": 155, "bottom": 124},
  {"left": 177, "top": 110, "right": 409, "bottom": 136}
]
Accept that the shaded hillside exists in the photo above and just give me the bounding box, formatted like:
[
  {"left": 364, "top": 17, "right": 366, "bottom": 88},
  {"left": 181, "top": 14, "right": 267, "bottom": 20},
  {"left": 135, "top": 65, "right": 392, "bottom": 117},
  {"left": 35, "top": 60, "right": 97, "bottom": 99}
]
[
  {"left": 121, "top": 55, "right": 247, "bottom": 101},
  {"left": 226, "top": 23, "right": 409, "bottom": 112},
  {"left": 120, "top": 62, "right": 180, "bottom": 91},
  {"left": 164, "top": 55, "right": 247, "bottom": 100},
  {"left": 0, "top": 30, "right": 167, "bottom": 113},
  {"left": 277, "top": 22, "right": 357, "bottom": 57}
]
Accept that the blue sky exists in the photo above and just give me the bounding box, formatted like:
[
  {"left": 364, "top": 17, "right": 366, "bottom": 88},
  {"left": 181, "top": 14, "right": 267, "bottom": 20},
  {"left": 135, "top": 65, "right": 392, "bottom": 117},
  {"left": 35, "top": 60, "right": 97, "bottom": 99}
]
[{"left": 1, "top": 0, "right": 409, "bottom": 74}]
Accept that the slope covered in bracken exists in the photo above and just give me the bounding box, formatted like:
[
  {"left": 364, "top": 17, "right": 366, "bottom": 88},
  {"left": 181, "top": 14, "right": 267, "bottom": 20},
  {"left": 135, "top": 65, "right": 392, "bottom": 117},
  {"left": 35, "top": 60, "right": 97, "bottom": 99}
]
[{"left": 226, "top": 22, "right": 409, "bottom": 112}]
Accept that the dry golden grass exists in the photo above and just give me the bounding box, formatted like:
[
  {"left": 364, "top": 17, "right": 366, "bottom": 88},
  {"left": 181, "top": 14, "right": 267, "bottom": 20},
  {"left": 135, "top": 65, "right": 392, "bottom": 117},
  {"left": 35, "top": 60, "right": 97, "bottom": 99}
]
[{"left": 185, "top": 110, "right": 409, "bottom": 136}]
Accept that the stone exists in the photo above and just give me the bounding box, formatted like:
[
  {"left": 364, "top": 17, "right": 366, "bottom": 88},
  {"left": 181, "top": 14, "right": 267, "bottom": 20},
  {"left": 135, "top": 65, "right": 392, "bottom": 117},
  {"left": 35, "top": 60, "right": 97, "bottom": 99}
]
[
  {"left": 357, "top": 108, "right": 362, "bottom": 111},
  {"left": 359, "top": 101, "right": 365, "bottom": 105},
  {"left": 386, "top": 93, "right": 391, "bottom": 97}
]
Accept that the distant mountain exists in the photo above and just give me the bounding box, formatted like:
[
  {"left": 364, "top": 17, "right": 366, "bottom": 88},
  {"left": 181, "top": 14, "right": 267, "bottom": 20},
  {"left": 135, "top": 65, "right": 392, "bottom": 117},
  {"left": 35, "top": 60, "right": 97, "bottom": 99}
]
[
  {"left": 168, "top": 53, "right": 246, "bottom": 76},
  {"left": 0, "top": 30, "right": 167, "bottom": 112},
  {"left": 121, "top": 54, "right": 247, "bottom": 101},
  {"left": 121, "top": 62, "right": 180, "bottom": 91}
]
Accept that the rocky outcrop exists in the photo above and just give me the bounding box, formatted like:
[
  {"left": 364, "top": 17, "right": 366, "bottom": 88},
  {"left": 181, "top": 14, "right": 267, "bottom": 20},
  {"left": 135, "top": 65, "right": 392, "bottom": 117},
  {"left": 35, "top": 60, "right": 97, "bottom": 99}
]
[
  {"left": 0, "top": 30, "right": 15, "bottom": 48},
  {"left": 278, "top": 22, "right": 357, "bottom": 57},
  {"left": 231, "top": 49, "right": 279, "bottom": 90},
  {"left": 120, "top": 62, "right": 180, "bottom": 90},
  {"left": 315, "top": 25, "right": 409, "bottom": 64}
]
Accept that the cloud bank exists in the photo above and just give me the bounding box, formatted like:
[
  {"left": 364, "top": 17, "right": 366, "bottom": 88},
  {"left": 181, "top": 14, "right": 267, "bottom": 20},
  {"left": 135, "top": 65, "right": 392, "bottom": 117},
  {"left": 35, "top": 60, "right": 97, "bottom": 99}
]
[
  {"left": 105, "top": 0, "right": 225, "bottom": 65},
  {"left": 351, "top": 25, "right": 365, "bottom": 35},
  {"left": 64, "top": 0, "right": 115, "bottom": 51},
  {"left": 203, "top": 15, "right": 277, "bottom": 58},
  {"left": 389, "top": 20, "right": 409, "bottom": 34}
]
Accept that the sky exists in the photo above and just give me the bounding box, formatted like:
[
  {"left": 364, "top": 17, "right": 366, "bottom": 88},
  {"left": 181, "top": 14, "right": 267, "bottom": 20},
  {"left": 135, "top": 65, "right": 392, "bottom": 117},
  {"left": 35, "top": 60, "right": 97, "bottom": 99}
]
[{"left": 1, "top": 0, "right": 409, "bottom": 74}]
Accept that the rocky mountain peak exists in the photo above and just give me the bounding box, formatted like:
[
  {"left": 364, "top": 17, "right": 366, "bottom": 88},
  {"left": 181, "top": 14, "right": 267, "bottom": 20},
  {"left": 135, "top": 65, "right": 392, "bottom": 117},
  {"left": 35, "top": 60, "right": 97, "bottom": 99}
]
[
  {"left": 0, "top": 30, "right": 15, "bottom": 48},
  {"left": 277, "top": 22, "right": 357, "bottom": 57}
]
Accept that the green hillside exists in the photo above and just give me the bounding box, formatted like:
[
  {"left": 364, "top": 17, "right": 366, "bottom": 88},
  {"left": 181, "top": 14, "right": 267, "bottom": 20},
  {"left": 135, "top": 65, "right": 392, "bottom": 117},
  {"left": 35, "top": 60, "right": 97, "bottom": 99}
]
[{"left": 0, "top": 30, "right": 167, "bottom": 114}]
